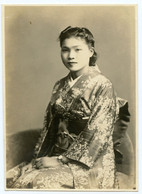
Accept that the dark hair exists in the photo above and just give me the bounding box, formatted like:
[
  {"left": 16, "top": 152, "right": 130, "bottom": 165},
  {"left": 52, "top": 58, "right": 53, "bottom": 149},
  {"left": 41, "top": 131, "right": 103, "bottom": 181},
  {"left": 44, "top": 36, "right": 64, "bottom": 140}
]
[{"left": 58, "top": 26, "right": 97, "bottom": 66}]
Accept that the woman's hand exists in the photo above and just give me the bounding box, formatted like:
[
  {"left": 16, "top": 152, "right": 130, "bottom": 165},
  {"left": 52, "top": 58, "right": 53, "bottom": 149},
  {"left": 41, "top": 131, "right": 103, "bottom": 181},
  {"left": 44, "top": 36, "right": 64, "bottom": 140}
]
[
  {"left": 21, "top": 163, "right": 33, "bottom": 175},
  {"left": 34, "top": 156, "right": 61, "bottom": 169}
]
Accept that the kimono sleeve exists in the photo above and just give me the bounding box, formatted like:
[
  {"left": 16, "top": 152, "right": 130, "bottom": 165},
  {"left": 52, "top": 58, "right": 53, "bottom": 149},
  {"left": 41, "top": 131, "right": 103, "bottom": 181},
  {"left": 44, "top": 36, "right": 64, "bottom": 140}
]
[
  {"left": 33, "top": 80, "right": 64, "bottom": 158},
  {"left": 33, "top": 102, "right": 53, "bottom": 158},
  {"left": 63, "top": 81, "right": 117, "bottom": 168}
]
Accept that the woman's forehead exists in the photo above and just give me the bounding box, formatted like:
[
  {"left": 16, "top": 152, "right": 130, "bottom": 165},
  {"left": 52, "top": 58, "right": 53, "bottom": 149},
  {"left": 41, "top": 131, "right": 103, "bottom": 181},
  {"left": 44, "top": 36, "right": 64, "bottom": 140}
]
[{"left": 61, "top": 37, "right": 87, "bottom": 47}]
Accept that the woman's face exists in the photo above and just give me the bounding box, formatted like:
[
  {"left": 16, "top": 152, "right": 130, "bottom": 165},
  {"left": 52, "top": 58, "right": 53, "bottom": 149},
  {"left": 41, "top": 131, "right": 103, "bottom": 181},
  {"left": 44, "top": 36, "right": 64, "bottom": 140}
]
[{"left": 61, "top": 37, "right": 93, "bottom": 73}]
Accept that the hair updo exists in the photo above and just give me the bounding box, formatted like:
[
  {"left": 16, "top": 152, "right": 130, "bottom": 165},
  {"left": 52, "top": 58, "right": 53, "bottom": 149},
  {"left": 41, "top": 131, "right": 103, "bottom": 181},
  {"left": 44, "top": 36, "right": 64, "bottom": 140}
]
[{"left": 58, "top": 26, "right": 97, "bottom": 66}]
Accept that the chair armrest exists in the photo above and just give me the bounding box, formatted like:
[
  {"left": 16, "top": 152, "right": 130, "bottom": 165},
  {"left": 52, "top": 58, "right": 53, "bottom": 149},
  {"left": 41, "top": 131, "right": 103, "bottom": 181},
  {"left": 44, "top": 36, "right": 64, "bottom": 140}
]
[{"left": 6, "top": 129, "right": 40, "bottom": 171}]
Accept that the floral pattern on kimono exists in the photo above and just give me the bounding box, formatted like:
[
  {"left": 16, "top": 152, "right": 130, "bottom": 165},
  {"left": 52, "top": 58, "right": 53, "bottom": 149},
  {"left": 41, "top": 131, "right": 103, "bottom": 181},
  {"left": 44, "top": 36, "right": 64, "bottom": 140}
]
[{"left": 6, "top": 66, "right": 121, "bottom": 189}]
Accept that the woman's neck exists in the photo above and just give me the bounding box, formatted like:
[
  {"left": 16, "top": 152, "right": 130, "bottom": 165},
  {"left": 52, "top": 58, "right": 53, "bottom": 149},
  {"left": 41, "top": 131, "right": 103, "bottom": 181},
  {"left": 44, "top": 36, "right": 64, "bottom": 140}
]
[{"left": 70, "top": 66, "right": 89, "bottom": 80}]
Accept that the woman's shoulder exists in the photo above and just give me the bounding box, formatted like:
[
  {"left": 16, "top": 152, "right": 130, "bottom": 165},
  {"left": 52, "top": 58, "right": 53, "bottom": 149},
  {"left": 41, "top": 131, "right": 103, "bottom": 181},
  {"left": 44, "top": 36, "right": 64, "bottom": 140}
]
[
  {"left": 52, "top": 74, "right": 69, "bottom": 93},
  {"left": 54, "top": 74, "right": 69, "bottom": 87},
  {"left": 89, "top": 66, "right": 113, "bottom": 88}
]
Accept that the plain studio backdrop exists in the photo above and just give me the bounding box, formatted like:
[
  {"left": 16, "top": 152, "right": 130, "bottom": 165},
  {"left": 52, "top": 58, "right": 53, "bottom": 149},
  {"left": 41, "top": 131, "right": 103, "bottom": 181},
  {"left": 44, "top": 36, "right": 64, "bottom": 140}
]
[{"left": 5, "top": 6, "right": 136, "bottom": 152}]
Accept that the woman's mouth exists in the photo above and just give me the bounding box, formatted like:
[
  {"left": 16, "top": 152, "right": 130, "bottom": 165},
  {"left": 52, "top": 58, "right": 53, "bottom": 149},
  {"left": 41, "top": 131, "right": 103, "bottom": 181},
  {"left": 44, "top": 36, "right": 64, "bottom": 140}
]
[{"left": 68, "top": 62, "right": 77, "bottom": 65}]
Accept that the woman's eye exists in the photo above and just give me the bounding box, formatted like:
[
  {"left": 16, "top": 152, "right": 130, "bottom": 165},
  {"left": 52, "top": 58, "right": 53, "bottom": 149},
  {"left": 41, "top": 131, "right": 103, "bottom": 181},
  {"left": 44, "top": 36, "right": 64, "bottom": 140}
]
[
  {"left": 61, "top": 48, "right": 69, "bottom": 52},
  {"left": 75, "top": 48, "right": 82, "bottom": 52}
]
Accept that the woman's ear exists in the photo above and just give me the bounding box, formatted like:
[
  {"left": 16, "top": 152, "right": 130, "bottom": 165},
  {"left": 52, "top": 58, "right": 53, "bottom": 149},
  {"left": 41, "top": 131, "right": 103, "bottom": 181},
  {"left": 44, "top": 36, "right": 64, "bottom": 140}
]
[{"left": 89, "top": 47, "right": 94, "bottom": 57}]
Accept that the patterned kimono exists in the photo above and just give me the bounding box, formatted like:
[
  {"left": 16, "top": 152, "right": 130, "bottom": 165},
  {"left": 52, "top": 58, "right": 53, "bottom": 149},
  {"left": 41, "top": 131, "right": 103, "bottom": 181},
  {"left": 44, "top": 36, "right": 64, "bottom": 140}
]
[{"left": 7, "top": 66, "right": 129, "bottom": 189}]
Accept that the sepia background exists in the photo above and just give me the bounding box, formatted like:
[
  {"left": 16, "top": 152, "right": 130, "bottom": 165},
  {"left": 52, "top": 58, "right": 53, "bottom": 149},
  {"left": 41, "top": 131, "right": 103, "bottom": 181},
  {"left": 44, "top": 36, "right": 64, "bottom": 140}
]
[{"left": 5, "top": 6, "right": 136, "bottom": 152}]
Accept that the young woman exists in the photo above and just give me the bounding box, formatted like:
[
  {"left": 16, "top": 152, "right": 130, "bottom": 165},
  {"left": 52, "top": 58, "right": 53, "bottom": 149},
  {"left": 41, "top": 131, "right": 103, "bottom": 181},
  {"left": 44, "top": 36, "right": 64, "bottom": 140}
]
[{"left": 6, "top": 26, "right": 133, "bottom": 189}]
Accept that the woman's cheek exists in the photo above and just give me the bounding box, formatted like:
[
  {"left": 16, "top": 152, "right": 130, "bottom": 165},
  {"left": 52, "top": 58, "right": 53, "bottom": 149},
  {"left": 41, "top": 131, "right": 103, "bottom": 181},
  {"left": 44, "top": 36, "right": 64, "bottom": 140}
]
[{"left": 61, "top": 53, "right": 67, "bottom": 63}]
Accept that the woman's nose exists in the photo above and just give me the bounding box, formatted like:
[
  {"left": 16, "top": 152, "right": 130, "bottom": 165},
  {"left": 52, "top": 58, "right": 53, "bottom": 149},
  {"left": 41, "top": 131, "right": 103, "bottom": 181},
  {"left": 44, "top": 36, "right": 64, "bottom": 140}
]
[{"left": 68, "top": 50, "right": 75, "bottom": 60}]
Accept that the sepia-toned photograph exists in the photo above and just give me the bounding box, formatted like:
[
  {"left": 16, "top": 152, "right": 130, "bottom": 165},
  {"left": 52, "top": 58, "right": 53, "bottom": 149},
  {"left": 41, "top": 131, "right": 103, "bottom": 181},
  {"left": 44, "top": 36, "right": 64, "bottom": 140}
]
[{"left": 3, "top": 5, "right": 137, "bottom": 191}]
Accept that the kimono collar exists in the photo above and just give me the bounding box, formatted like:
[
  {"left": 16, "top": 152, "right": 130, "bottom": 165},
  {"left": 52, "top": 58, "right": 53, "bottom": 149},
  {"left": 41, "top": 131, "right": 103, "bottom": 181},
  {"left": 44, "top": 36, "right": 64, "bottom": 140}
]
[
  {"left": 67, "top": 64, "right": 101, "bottom": 87},
  {"left": 60, "top": 65, "right": 102, "bottom": 93},
  {"left": 68, "top": 74, "right": 82, "bottom": 88},
  {"left": 94, "top": 64, "right": 101, "bottom": 73}
]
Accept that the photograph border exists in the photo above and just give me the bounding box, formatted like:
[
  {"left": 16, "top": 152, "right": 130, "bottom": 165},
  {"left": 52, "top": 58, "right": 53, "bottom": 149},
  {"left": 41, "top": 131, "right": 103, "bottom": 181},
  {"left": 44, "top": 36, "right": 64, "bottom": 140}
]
[{"left": 0, "top": 0, "right": 141, "bottom": 193}]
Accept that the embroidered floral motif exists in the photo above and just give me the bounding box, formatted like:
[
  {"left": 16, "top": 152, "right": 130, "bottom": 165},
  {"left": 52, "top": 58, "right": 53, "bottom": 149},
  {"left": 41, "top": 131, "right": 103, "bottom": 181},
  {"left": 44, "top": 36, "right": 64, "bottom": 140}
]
[
  {"left": 7, "top": 67, "right": 122, "bottom": 189},
  {"left": 33, "top": 166, "right": 73, "bottom": 189},
  {"left": 33, "top": 67, "right": 118, "bottom": 188},
  {"left": 68, "top": 163, "right": 90, "bottom": 189}
]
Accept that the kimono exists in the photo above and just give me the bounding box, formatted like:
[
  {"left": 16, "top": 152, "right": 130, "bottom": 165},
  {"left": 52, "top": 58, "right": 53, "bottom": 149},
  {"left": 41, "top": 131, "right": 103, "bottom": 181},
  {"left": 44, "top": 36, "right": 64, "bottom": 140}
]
[{"left": 6, "top": 66, "right": 132, "bottom": 190}]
